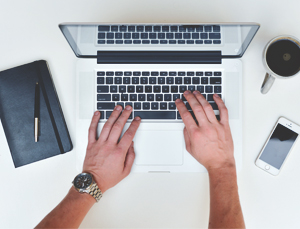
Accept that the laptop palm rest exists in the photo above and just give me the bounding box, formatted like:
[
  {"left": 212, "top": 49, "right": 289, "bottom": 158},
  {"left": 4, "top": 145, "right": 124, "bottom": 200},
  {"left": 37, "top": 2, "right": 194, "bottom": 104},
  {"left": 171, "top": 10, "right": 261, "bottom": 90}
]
[{"left": 133, "top": 130, "right": 183, "bottom": 166}]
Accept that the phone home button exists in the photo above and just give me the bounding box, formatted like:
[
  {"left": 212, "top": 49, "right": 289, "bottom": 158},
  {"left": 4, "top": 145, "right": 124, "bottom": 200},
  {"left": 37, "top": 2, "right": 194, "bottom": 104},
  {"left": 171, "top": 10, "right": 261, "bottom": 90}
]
[{"left": 265, "top": 165, "right": 270, "bottom": 170}]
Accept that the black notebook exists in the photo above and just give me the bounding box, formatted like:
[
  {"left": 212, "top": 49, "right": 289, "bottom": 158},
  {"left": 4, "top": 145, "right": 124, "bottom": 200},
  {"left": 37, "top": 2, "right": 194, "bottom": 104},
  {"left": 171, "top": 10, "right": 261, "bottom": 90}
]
[{"left": 0, "top": 60, "right": 72, "bottom": 167}]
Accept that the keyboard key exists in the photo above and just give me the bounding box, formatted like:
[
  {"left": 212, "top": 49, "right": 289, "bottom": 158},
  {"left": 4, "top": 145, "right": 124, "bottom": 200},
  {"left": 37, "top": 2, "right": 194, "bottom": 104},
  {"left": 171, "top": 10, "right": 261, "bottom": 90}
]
[
  {"left": 204, "top": 26, "right": 212, "bottom": 32},
  {"left": 107, "top": 33, "right": 114, "bottom": 39},
  {"left": 99, "top": 111, "right": 104, "bottom": 119},
  {"left": 97, "top": 94, "right": 111, "bottom": 101},
  {"left": 142, "top": 71, "right": 150, "bottom": 76},
  {"left": 121, "top": 94, "right": 129, "bottom": 101},
  {"left": 117, "top": 102, "right": 124, "bottom": 109},
  {"left": 132, "top": 33, "right": 139, "bottom": 39},
  {"left": 204, "top": 40, "right": 212, "bottom": 44},
  {"left": 187, "top": 27, "right": 195, "bottom": 32},
  {"left": 123, "top": 77, "right": 130, "bottom": 84},
  {"left": 195, "top": 40, "right": 203, "bottom": 44},
  {"left": 187, "top": 72, "right": 194, "bottom": 76},
  {"left": 145, "top": 26, "right": 152, "bottom": 32},
  {"left": 128, "top": 86, "right": 135, "bottom": 93},
  {"left": 142, "top": 40, "right": 150, "bottom": 44},
  {"left": 137, "top": 26, "right": 144, "bottom": 32},
  {"left": 184, "top": 77, "right": 191, "bottom": 84},
  {"left": 115, "top": 33, "right": 122, "bottom": 39},
  {"left": 119, "top": 86, "right": 126, "bottom": 93},
  {"left": 210, "top": 102, "right": 218, "bottom": 110},
  {"left": 160, "top": 103, "right": 167, "bottom": 110},
  {"left": 106, "top": 111, "right": 113, "bottom": 119},
  {"left": 154, "top": 26, "right": 161, "bottom": 32},
  {"left": 169, "top": 72, "right": 177, "bottom": 76},
  {"left": 185, "top": 102, "right": 192, "bottom": 110},
  {"left": 156, "top": 94, "right": 163, "bottom": 101},
  {"left": 171, "top": 85, "right": 178, "bottom": 93},
  {"left": 173, "top": 94, "right": 180, "bottom": 101},
  {"left": 192, "top": 33, "right": 199, "bottom": 39},
  {"left": 134, "top": 102, "right": 141, "bottom": 109},
  {"left": 178, "top": 72, "right": 185, "bottom": 76},
  {"left": 110, "top": 85, "right": 117, "bottom": 93},
  {"left": 151, "top": 102, "right": 159, "bottom": 110},
  {"left": 205, "top": 72, "right": 213, "bottom": 76},
  {"left": 197, "top": 85, "right": 204, "bottom": 93},
  {"left": 213, "top": 40, "right": 221, "bottom": 44},
  {"left": 201, "top": 77, "right": 208, "bottom": 84},
  {"left": 154, "top": 86, "right": 161, "bottom": 93},
  {"left": 200, "top": 33, "right": 208, "bottom": 39},
  {"left": 187, "top": 40, "right": 194, "bottom": 44},
  {"left": 138, "top": 94, "right": 146, "bottom": 101},
  {"left": 97, "top": 71, "right": 105, "bottom": 76},
  {"left": 166, "top": 33, "right": 174, "bottom": 39},
  {"left": 188, "top": 86, "right": 195, "bottom": 91},
  {"left": 149, "top": 77, "right": 157, "bottom": 84},
  {"left": 175, "top": 77, "right": 182, "bottom": 84},
  {"left": 132, "top": 77, "right": 139, "bottom": 84},
  {"left": 111, "top": 26, "right": 118, "bottom": 31},
  {"left": 130, "top": 94, "right": 137, "bottom": 101},
  {"left": 162, "top": 26, "right": 169, "bottom": 32},
  {"left": 183, "top": 33, "right": 191, "bottom": 39},
  {"left": 120, "top": 25, "right": 127, "bottom": 32},
  {"left": 179, "top": 26, "right": 186, "bottom": 32},
  {"left": 98, "top": 33, "right": 105, "bottom": 39},
  {"left": 214, "top": 86, "right": 222, "bottom": 93},
  {"left": 116, "top": 40, "right": 123, "bottom": 44},
  {"left": 106, "top": 72, "right": 114, "bottom": 76},
  {"left": 133, "top": 40, "right": 141, "bottom": 44},
  {"left": 125, "top": 102, "right": 133, "bottom": 108},
  {"left": 98, "top": 26, "right": 110, "bottom": 31},
  {"left": 169, "top": 102, "right": 176, "bottom": 110},
  {"left": 115, "top": 71, "right": 123, "bottom": 76},
  {"left": 124, "top": 33, "right": 131, "bottom": 39},
  {"left": 179, "top": 85, "right": 187, "bottom": 93},
  {"left": 114, "top": 77, "right": 122, "bottom": 84},
  {"left": 151, "top": 40, "right": 159, "bottom": 44},
  {"left": 147, "top": 94, "right": 154, "bottom": 101},
  {"left": 171, "top": 26, "right": 178, "bottom": 32},
  {"left": 125, "top": 40, "right": 133, "bottom": 44},
  {"left": 214, "top": 72, "right": 222, "bottom": 76},
  {"left": 97, "top": 102, "right": 115, "bottom": 109},
  {"left": 136, "top": 86, "right": 143, "bottom": 93},
  {"left": 175, "top": 33, "right": 182, "bottom": 39},
  {"left": 143, "top": 102, "right": 150, "bottom": 110},
  {"left": 162, "top": 86, "right": 169, "bottom": 93},
  {"left": 213, "top": 25, "right": 221, "bottom": 32},
  {"left": 134, "top": 111, "right": 176, "bottom": 119},
  {"left": 158, "top": 77, "right": 165, "bottom": 84},
  {"left": 112, "top": 94, "right": 120, "bottom": 101},
  {"left": 196, "top": 26, "right": 203, "bottom": 32},
  {"left": 149, "top": 33, "right": 156, "bottom": 39},
  {"left": 97, "top": 77, "right": 105, "bottom": 84},
  {"left": 166, "top": 77, "right": 174, "bottom": 84},
  {"left": 164, "top": 94, "right": 171, "bottom": 101},
  {"left": 169, "top": 40, "right": 176, "bottom": 44},
  {"left": 145, "top": 85, "right": 152, "bottom": 92},
  {"left": 205, "top": 86, "right": 213, "bottom": 93},
  {"left": 207, "top": 94, "right": 221, "bottom": 101},
  {"left": 192, "top": 77, "right": 200, "bottom": 84},
  {"left": 151, "top": 71, "right": 159, "bottom": 76},
  {"left": 209, "top": 33, "right": 221, "bottom": 39},
  {"left": 158, "top": 33, "right": 165, "bottom": 39},
  {"left": 178, "top": 40, "right": 185, "bottom": 44},
  {"left": 196, "top": 72, "right": 203, "bottom": 76},
  {"left": 210, "top": 77, "right": 222, "bottom": 84},
  {"left": 97, "top": 86, "right": 109, "bottom": 93},
  {"left": 128, "top": 26, "right": 135, "bottom": 32},
  {"left": 133, "top": 71, "right": 141, "bottom": 76},
  {"left": 160, "top": 40, "right": 167, "bottom": 44}
]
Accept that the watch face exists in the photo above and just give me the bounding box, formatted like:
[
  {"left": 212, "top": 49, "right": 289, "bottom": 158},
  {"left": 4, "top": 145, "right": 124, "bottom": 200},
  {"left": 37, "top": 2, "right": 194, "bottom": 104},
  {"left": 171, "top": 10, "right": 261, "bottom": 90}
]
[{"left": 74, "top": 173, "right": 93, "bottom": 189}]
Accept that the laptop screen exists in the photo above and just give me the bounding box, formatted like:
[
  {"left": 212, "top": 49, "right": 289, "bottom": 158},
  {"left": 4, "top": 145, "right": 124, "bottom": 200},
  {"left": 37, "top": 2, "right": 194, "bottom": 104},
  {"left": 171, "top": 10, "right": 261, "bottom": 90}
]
[{"left": 59, "top": 23, "right": 259, "bottom": 59}]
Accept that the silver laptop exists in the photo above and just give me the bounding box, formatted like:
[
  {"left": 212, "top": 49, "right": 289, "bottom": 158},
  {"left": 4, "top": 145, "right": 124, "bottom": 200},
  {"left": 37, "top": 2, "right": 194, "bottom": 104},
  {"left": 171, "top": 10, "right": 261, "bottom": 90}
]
[{"left": 59, "top": 23, "right": 260, "bottom": 172}]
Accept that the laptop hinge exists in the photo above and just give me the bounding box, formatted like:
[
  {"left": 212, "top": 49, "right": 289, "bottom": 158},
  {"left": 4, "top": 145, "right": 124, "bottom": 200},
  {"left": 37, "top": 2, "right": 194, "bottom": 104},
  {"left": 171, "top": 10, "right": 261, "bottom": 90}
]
[{"left": 97, "top": 51, "right": 221, "bottom": 64}]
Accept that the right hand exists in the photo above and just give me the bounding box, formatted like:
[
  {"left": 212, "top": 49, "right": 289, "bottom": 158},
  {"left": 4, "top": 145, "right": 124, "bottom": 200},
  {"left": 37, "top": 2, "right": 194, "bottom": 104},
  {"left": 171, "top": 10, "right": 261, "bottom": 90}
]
[{"left": 175, "top": 90, "right": 235, "bottom": 172}]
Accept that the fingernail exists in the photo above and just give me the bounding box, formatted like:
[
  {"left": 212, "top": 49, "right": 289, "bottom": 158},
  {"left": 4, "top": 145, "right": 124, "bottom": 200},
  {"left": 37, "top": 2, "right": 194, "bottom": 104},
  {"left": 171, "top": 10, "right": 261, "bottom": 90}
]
[
  {"left": 193, "top": 90, "right": 200, "bottom": 94},
  {"left": 134, "top": 116, "right": 141, "bottom": 121},
  {"left": 115, "top": 105, "right": 122, "bottom": 111},
  {"left": 184, "top": 90, "right": 191, "bottom": 95},
  {"left": 94, "top": 111, "right": 99, "bottom": 116},
  {"left": 125, "top": 105, "right": 132, "bottom": 110},
  {"left": 214, "top": 94, "right": 219, "bottom": 98},
  {"left": 175, "top": 99, "right": 182, "bottom": 103}
]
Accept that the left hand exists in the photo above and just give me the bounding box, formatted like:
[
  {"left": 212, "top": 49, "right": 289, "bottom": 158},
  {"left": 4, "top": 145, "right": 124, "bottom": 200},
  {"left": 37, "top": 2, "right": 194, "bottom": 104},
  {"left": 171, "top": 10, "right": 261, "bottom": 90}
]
[{"left": 82, "top": 105, "right": 141, "bottom": 193}]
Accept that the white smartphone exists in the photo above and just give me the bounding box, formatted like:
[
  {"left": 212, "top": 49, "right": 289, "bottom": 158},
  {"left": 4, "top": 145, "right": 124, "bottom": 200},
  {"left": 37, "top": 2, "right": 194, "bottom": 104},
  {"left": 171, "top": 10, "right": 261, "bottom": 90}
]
[{"left": 255, "top": 117, "right": 300, "bottom": 176}]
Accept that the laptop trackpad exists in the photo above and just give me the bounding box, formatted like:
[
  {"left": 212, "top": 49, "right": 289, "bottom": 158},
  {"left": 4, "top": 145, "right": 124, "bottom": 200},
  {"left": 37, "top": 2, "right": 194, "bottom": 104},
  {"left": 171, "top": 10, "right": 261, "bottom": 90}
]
[{"left": 134, "top": 130, "right": 183, "bottom": 166}]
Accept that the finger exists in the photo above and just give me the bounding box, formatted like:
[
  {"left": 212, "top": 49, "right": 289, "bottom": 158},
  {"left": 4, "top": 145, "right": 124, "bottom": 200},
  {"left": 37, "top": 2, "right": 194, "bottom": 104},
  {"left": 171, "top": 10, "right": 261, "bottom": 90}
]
[
  {"left": 175, "top": 99, "right": 198, "bottom": 133},
  {"left": 88, "top": 111, "right": 101, "bottom": 144},
  {"left": 123, "top": 141, "right": 135, "bottom": 176},
  {"left": 107, "top": 105, "right": 133, "bottom": 143},
  {"left": 183, "top": 90, "right": 209, "bottom": 125},
  {"left": 118, "top": 116, "right": 141, "bottom": 149},
  {"left": 183, "top": 127, "right": 192, "bottom": 153},
  {"left": 193, "top": 90, "right": 218, "bottom": 123},
  {"left": 98, "top": 105, "right": 122, "bottom": 142},
  {"left": 213, "top": 94, "right": 229, "bottom": 124}
]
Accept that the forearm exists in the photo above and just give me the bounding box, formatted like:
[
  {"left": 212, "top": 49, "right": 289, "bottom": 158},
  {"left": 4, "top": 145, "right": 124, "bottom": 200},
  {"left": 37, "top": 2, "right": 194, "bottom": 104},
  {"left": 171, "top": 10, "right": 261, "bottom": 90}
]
[
  {"left": 35, "top": 187, "right": 95, "bottom": 228},
  {"left": 208, "top": 166, "right": 245, "bottom": 229}
]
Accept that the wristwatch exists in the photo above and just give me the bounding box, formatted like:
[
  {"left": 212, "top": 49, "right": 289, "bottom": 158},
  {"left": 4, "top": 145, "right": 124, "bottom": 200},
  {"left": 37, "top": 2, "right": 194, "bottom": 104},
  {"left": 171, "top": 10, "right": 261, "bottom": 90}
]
[{"left": 72, "top": 172, "right": 102, "bottom": 202}]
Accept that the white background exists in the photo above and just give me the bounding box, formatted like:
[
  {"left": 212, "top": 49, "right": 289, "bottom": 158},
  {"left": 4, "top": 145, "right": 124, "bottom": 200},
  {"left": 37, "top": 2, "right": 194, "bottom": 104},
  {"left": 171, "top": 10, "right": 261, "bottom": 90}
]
[{"left": 1, "top": 0, "right": 300, "bottom": 228}]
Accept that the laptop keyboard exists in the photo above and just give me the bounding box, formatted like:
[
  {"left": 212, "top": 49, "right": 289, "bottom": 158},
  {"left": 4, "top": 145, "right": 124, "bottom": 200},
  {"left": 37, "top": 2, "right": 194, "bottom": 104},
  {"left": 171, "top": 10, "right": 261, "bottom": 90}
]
[
  {"left": 97, "top": 25, "right": 221, "bottom": 45},
  {"left": 96, "top": 71, "right": 222, "bottom": 121}
]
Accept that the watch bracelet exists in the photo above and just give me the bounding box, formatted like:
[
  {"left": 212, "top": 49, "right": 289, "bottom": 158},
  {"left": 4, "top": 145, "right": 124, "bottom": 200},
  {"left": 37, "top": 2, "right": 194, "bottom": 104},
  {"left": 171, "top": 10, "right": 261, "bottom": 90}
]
[{"left": 89, "top": 182, "right": 103, "bottom": 202}]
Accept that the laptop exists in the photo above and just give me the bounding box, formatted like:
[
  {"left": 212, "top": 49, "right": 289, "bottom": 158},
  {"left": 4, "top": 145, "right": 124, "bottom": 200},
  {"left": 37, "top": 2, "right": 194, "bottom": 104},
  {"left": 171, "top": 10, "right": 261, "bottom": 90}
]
[{"left": 59, "top": 23, "right": 260, "bottom": 172}]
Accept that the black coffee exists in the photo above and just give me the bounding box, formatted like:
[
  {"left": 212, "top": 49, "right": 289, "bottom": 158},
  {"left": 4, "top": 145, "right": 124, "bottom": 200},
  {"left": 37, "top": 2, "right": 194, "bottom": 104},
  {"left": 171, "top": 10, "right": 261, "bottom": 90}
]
[{"left": 266, "top": 39, "right": 300, "bottom": 77}]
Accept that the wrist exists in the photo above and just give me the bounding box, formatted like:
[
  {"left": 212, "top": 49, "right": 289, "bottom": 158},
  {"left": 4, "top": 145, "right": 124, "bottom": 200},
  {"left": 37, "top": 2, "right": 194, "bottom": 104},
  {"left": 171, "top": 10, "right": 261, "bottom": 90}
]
[
  {"left": 69, "top": 186, "right": 96, "bottom": 205},
  {"left": 207, "top": 162, "right": 236, "bottom": 177}
]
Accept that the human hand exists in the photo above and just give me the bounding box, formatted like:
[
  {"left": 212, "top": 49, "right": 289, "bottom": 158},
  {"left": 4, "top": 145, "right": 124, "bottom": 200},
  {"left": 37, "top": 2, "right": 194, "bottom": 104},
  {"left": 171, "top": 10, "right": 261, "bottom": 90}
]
[
  {"left": 82, "top": 105, "right": 141, "bottom": 193},
  {"left": 175, "top": 91, "right": 235, "bottom": 172}
]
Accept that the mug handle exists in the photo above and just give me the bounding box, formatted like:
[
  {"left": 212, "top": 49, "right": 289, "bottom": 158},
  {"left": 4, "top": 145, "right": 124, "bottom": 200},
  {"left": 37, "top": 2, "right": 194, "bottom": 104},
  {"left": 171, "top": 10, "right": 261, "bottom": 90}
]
[{"left": 261, "top": 73, "right": 275, "bottom": 94}]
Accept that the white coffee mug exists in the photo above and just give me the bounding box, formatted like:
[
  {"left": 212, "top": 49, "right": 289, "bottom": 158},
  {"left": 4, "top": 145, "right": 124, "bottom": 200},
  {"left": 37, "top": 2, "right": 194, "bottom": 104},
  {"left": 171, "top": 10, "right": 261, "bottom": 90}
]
[{"left": 261, "top": 35, "right": 300, "bottom": 94}]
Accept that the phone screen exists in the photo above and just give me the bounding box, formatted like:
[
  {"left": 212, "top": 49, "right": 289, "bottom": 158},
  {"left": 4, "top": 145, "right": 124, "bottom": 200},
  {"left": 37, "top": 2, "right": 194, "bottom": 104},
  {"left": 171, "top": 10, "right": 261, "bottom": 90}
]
[{"left": 259, "top": 123, "right": 298, "bottom": 169}]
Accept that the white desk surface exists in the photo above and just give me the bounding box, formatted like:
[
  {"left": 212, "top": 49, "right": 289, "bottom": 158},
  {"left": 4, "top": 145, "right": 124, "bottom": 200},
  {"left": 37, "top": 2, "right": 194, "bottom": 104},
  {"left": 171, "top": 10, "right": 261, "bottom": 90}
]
[{"left": 1, "top": 1, "right": 300, "bottom": 228}]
